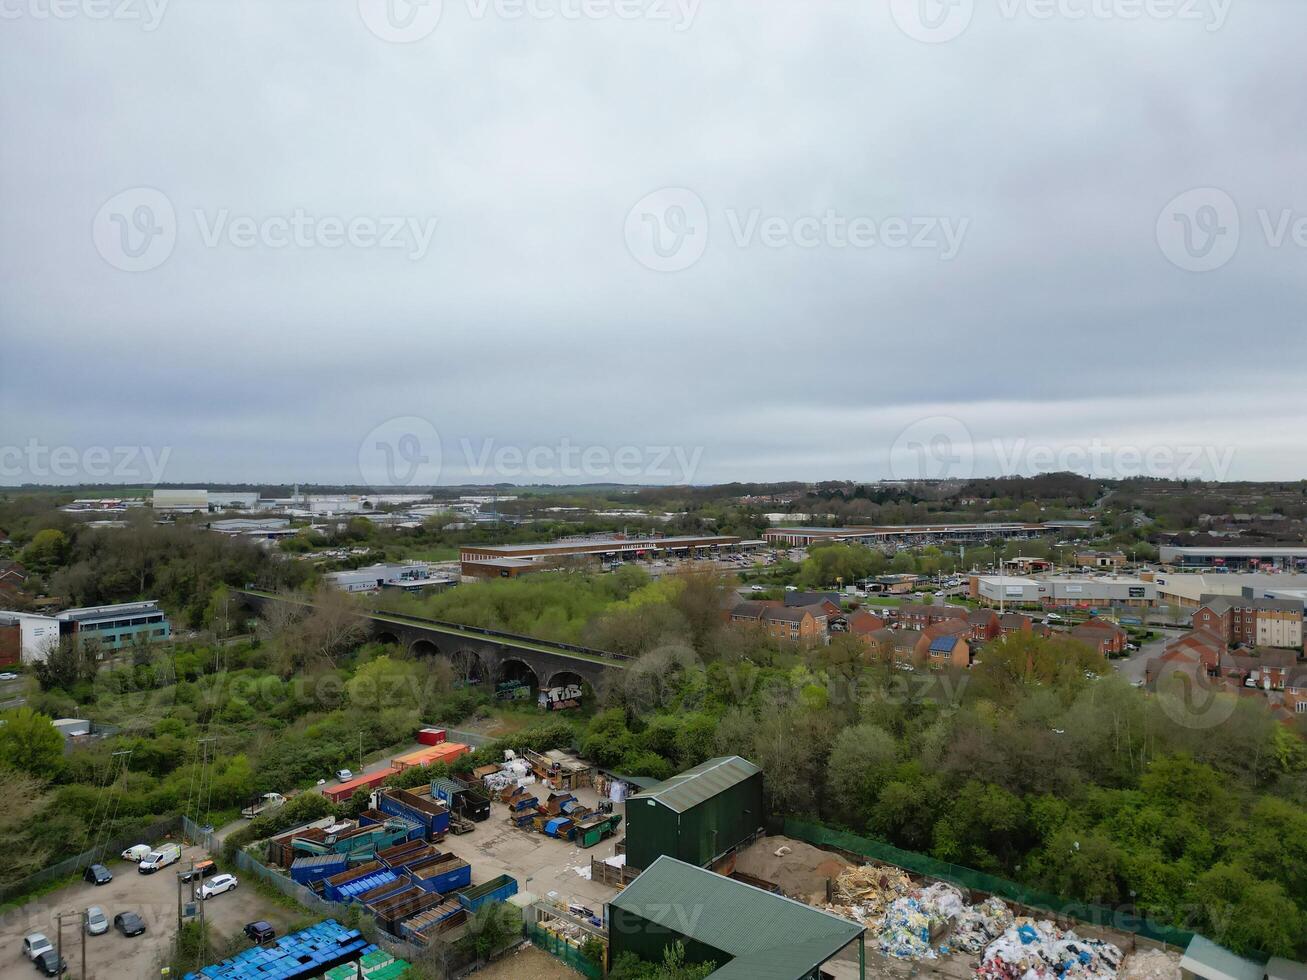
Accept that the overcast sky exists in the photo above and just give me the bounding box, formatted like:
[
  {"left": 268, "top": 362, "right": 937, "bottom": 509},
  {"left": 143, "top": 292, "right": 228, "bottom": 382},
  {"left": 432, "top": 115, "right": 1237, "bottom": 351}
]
[{"left": 2, "top": 0, "right": 1304, "bottom": 488}]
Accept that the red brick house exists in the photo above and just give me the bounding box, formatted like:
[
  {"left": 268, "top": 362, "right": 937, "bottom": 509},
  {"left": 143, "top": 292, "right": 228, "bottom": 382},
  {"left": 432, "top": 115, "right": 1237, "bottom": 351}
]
[
  {"left": 896, "top": 603, "right": 967, "bottom": 631},
  {"left": 1284, "top": 667, "right": 1307, "bottom": 716},
  {"left": 1070, "top": 617, "right": 1128, "bottom": 656},
  {"left": 998, "top": 612, "right": 1033, "bottom": 636},
  {"left": 846, "top": 610, "right": 887, "bottom": 646},
  {"left": 915, "top": 620, "right": 971, "bottom": 667},
  {"left": 966, "top": 608, "right": 1001, "bottom": 643}
]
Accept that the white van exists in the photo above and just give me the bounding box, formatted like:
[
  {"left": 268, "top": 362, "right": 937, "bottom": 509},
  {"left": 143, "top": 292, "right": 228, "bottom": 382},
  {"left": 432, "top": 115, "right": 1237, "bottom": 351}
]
[{"left": 138, "top": 843, "right": 182, "bottom": 874}]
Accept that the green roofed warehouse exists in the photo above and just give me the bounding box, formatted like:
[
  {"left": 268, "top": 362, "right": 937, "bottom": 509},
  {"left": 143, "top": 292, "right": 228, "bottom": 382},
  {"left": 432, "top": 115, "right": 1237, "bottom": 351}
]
[
  {"left": 624, "top": 756, "right": 765, "bottom": 873},
  {"left": 609, "top": 856, "right": 867, "bottom": 980}
]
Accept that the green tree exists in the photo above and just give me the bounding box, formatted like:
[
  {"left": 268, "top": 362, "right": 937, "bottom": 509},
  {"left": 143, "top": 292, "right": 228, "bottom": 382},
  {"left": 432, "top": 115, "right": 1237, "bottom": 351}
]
[
  {"left": 20, "top": 528, "right": 69, "bottom": 574},
  {"left": 0, "top": 707, "right": 64, "bottom": 775}
]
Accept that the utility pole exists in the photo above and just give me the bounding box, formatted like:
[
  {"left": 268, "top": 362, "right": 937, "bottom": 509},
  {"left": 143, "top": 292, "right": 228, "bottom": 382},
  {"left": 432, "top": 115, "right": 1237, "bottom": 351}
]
[
  {"left": 55, "top": 909, "right": 77, "bottom": 977},
  {"left": 178, "top": 858, "right": 193, "bottom": 930}
]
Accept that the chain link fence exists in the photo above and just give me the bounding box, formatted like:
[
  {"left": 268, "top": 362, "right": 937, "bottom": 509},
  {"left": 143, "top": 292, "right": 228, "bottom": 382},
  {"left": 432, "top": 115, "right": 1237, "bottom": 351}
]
[
  {"left": 0, "top": 815, "right": 183, "bottom": 906},
  {"left": 781, "top": 818, "right": 1197, "bottom": 949}
]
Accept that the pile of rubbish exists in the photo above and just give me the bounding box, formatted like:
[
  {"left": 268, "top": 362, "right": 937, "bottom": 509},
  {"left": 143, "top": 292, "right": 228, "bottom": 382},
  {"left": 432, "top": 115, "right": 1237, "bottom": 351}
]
[
  {"left": 1120, "top": 949, "right": 1181, "bottom": 980},
  {"left": 977, "top": 919, "right": 1123, "bottom": 980},
  {"left": 828, "top": 863, "right": 915, "bottom": 923},
  {"left": 950, "top": 897, "right": 1016, "bottom": 953},
  {"left": 875, "top": 882, "right": 965, "bottom": 960}
]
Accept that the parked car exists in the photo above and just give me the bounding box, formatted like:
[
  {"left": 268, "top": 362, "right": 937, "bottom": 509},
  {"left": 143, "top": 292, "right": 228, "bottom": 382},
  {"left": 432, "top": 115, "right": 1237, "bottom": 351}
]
[
  {"left": 197, "top": 874, "right": 238, "bottom": 900},
  {"left": 33, "top": 950, "right": 67, "bottom": 976},
  {"left": 113, "top": 912, "right": 146, "bottom": 938},
  {"left": 335, "top": 768, "right": 353, "bottom": 782},
  {"left": 138, "top": 843, "right": 182, "bottom": 874},
  {"left": 0, "top": 671, "right": 19, "bottom": 681},
  {"left": 22, "top": 934, "right": 53, "bottom": 961},
  {"left": 82, "top": 864, "right": 112, "bottom": 886},
  {"left": 121, "top": 844, "right": 151, "bottom": 862},
  {"left": 179, "top": 859, "right": 216, "bottom": 883},
  {"left": 84, "top": 907, "right": 108, "bottom": 936},
  {"left": 244, "top": 921, "right": 276, "bottom": 944}
]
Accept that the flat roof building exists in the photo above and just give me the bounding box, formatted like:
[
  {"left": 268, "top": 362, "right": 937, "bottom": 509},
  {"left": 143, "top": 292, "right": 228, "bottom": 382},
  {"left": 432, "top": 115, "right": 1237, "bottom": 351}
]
[
  {"left": 1160, "top": 545, "right": 1307, "bottom": 570},
  {"left": 975, "top": 575, "right": 1155, "bottom": 608},
  {"left": 460, "top": 534, "right": 741, "bottom": 579},
  {"left": 763, "top": 522, "right": 1049, "bottom": 548}
]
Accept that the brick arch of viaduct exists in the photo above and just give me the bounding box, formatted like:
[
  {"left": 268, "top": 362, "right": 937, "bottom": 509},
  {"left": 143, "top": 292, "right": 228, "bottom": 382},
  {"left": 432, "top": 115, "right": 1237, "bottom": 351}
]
[{"left": 372, "top": 621, "right": 608, "bottom": 691}]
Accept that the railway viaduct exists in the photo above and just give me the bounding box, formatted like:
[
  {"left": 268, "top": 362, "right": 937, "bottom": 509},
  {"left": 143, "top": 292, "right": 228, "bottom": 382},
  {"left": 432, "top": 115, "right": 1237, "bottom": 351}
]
[{"left": 237, "top": 590, "right": 628, "bottom": 693}]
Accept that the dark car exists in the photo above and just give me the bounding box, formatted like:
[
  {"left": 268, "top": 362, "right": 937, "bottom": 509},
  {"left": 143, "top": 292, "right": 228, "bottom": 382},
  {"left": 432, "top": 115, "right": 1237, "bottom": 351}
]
[
  {"left": 82, "top": 864, "right": 112, "bottom": 886},
  {"left": 34, "top": 950, "right": 67, "bottom": 976},
  {"left": 243, "top": 921, "right": 275, "bottom": 944},
  {"left": 179, "top": 859, "right": 216, "bottom": 883},
  {"left": 113, "top": 912, "right": 146, "bottom": 938}
]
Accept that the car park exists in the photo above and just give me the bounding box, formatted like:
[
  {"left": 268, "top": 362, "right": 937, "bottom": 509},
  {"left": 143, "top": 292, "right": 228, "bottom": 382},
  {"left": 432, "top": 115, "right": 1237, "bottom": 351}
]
[
  {"left": 84, "top": 907, "right": 108, "bottom": 936},
  {"left": 22, "top": 934, "right": 53, "bottom": 961},
  {"left": 82, "top": 863, "right": 112, "bottom": 886},
  {"left": 113, "top": 912, "right": 146, "bottom": 938},
  {"left": 179, "top": 859, "right": 216, "bottom": 882},
  {"left": 197, "top": 873, "right": 238, "bottom": 900},
  {"left": 33, "top": 949, "right": 67, "bottom": 976},
  {"left": 138, "top": 843, "right": 181, "bottom": 874},
  {"left": 244, "top": 921, "right": 275, "bottom": 944},
  {"left": 120, "top": 844, "right": 151, "bottom": 862}
]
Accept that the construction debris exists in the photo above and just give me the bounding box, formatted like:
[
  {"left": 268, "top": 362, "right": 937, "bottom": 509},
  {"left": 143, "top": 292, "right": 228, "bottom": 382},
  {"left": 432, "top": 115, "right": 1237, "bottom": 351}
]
[
  {"left": 949, "top": 896, "right": 1015, "bottom": 953},
  {"left": 830, "top": 863, "right": 915, "bottom": 921},
  {"left": 1120, "top": 949, "right": 1181, "bottom": 980},
  {"left": 978, "top": 919, "right": 1124, "bottom": 980}
]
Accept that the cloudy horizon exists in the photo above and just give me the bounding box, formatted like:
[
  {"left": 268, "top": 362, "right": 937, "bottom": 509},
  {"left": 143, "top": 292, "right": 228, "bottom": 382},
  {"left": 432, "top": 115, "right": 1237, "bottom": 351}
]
[{"left": 2, "top": 0, "right": 1305, "bottom": 488}]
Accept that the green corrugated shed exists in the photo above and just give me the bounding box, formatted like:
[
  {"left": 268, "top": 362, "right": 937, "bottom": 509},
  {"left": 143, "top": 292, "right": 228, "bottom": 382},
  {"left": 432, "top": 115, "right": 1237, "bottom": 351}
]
[
  {"left": 625, "top": 757, "right": 765, "bottom": 872},
  {"left": 608, "top": 856, "right": 864, "bottom": 980}
]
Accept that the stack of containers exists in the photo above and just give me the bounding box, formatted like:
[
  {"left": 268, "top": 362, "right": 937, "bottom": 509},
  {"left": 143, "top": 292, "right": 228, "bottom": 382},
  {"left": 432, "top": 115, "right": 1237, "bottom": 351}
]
[
  {"left": 323, "top": 949, "right": 412, "bottom": 979},
  {"left": 290, "top": 852, "right": 349, "bottom": 885},
  {"left": 334, "top": 870, "right": 400, "bottom": 903},
  {"left": 407, "top": 852, "right": 471, "bottom": 893},
  {"left": 183, "top": 920, "right": 372, "bottom": 979}
]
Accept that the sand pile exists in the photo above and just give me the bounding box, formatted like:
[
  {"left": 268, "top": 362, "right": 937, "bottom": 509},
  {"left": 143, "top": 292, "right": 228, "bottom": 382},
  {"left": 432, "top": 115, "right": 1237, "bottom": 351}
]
[{"left": 733, "top": 835, "right": 852, "bottom": 903}]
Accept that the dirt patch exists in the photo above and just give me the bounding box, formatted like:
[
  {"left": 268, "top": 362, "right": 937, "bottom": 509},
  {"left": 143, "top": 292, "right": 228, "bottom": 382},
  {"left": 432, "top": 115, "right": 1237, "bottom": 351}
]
[
  {"left": 733, "top": 835, "right": 852, "bottom": 904},
  {"left": 472, "top": 943, "right": 584, "bottom": 978}
]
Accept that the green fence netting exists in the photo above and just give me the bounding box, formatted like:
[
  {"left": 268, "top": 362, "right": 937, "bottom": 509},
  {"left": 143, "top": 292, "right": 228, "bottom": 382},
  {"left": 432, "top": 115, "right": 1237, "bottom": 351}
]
[
  {"left": 527, "top": 924, "right": 604, "bottom": 978},
  {"left": 781, "top": 818, "right": 1196, "bottom": 949}
]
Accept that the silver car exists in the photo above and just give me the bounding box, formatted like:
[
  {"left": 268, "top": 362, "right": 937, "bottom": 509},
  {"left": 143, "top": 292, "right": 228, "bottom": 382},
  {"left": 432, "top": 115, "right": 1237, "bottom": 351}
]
[{"left": 85, "top": 906, "right": 108, "bottom": 936}]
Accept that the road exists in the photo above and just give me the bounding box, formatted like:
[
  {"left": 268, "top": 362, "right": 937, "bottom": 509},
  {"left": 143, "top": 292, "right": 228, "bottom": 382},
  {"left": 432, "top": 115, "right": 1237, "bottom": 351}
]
[{"left": 1112, "top": 625, "right": 1184, "bottom": 684}]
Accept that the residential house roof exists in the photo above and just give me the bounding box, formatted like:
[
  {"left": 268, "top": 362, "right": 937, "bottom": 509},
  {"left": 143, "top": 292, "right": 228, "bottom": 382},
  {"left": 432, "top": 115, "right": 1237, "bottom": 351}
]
[
  {"left": 783, "top": 591, "right": 841, "bottom": 609},
  {"left": 609, "top": 856, "right": 864, "bottom": 980},
  {"left": 846, "top": 610, "right": 886, "bottom": 634},
  {"left": 928, "top": 635, "right": 959, "bottom": 654}
]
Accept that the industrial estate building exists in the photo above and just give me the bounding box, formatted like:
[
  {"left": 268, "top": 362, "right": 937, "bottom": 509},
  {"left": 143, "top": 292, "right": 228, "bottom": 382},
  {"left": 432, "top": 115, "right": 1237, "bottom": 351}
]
[
  {"left": 1159, "top": 545, "right": 1307, "bottom": 570},
  {"left": 971, "top": 575, "right": 1156, "bottom": 609},
  {"left": 0, "top": 600, "right": 171, "bottom": 663},
  {"left": 624, "top": 756, "right": 765, "bottom": 873},
  {"left": 762, "top": 522, "right": 1049, "bottom": 548},
  {"left": 325, "top": 562, "right": 453, "bottom": 594},
  {"left": 459, "top": 534, "right": 743, "bottom": 579},
  {"left": 608, "top": 856, "right": 866, "bottom": 980}
]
